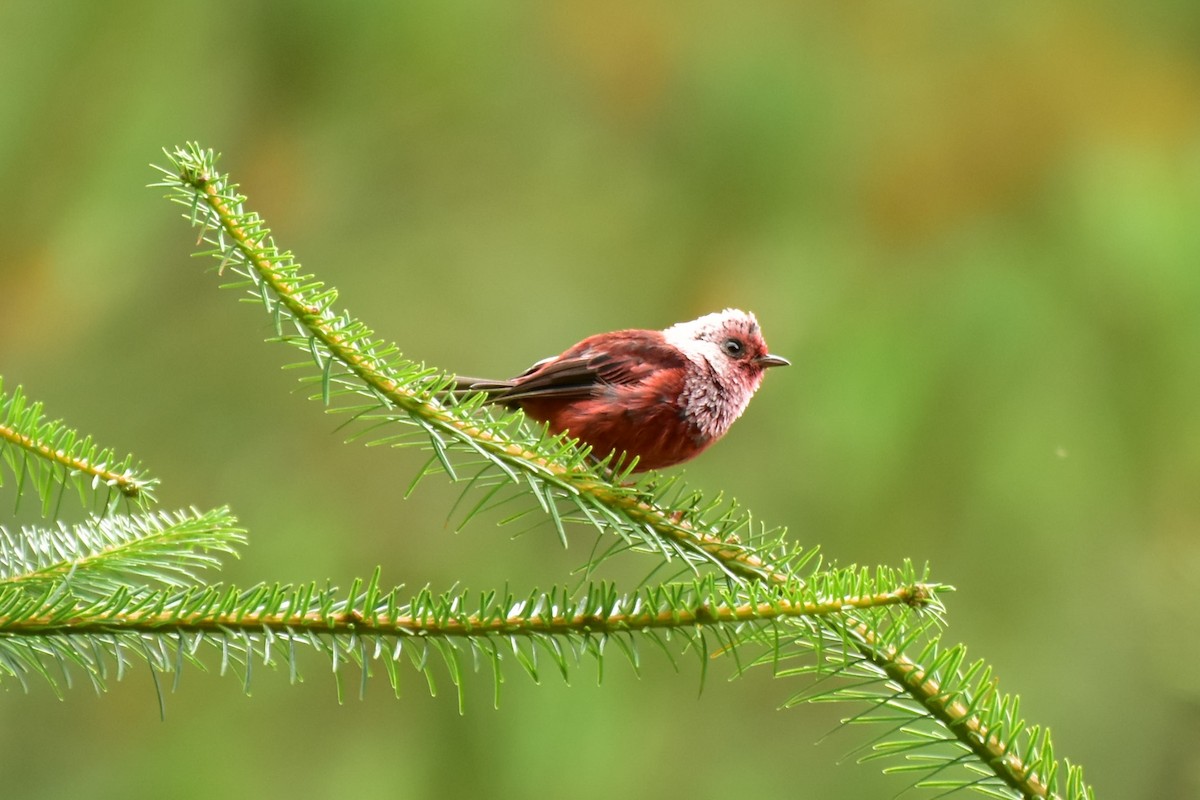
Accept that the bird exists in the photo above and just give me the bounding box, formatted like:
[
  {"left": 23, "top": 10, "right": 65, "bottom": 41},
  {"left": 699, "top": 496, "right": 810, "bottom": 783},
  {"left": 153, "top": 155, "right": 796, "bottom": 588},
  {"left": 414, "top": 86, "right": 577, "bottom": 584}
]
[{"left": 454, "top": 308, "right": 788, "bottom": 471}]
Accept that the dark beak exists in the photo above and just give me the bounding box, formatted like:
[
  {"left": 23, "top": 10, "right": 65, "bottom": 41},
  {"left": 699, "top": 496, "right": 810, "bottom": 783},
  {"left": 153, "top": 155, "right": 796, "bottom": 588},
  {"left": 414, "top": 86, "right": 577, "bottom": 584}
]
[{"left": 754, "top": 353, "right": 791, "bottom": 368}]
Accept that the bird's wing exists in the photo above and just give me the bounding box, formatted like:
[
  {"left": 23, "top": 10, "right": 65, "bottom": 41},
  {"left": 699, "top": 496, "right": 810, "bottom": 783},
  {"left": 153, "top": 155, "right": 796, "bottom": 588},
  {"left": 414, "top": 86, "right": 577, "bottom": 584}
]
[{"left": 490, "top": 331, "right": 685, "bottom": 404}]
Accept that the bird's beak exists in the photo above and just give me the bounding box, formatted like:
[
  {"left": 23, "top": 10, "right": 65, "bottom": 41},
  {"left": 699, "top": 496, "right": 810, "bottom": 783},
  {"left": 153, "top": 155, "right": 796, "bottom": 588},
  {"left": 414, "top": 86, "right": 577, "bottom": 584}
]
[{"left": 754, "top": 353, "right": 791, "bottom": 368}]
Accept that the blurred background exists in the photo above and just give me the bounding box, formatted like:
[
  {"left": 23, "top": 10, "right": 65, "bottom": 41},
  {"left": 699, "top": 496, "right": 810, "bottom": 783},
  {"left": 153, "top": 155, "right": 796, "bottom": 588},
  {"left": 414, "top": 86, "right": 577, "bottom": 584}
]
[{"left": 1, "top": 2, "right": 1198, "bottom": 797}]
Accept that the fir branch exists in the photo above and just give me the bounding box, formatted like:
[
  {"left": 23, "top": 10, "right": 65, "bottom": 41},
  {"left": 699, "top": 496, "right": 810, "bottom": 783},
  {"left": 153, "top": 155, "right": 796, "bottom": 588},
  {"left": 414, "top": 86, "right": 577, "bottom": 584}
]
[
  {"left": 0, "top": 378, "right": 157, "bottom": 515},
  {"left": 151, "top": 143, "right": 1094, "bottom": 799},
  {"left": 0, "top": 507, "right": 243, "bottom": 598},
  {"left": 755, "top": 601, "right": 1095, "bottom": 799},
  {"left": 0, "top": 573, "right": 931, "bottom": 641},
  {"left": 151, "top": 143, "right": 794, "bottom": 583},
  {"left": 841, "top": 618, "right": 1065, "bottom": 798},
  {"left": 0, "top": 570, "right": 935, "bottom": 707}
]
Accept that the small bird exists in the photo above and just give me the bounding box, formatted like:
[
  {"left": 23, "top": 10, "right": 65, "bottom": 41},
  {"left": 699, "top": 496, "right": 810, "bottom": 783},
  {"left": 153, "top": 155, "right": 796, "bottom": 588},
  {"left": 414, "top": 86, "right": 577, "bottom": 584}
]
[{"left": 456, "top": 309, "right": 788, "bottom": 471}]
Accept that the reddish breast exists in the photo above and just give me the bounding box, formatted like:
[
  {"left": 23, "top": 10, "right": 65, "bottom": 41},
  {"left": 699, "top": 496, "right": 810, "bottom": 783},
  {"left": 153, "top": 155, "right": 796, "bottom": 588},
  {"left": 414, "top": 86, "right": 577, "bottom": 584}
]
[{"left": 518, "top": 382, "right": 712, "bottom": 471}]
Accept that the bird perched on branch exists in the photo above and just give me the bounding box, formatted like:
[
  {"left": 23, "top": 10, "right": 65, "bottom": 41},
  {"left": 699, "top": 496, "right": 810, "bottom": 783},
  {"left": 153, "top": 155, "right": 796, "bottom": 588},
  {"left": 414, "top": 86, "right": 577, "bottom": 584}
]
[{"left": 455, "top": 309, "right": 788, "bottom": 471}]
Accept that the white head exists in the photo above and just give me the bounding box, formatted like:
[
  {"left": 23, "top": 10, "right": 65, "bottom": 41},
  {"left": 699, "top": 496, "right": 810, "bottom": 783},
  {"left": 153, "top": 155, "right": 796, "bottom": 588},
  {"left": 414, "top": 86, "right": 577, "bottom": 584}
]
[{"left": 661, "top": 309, "right": 789, "bottom": 440}]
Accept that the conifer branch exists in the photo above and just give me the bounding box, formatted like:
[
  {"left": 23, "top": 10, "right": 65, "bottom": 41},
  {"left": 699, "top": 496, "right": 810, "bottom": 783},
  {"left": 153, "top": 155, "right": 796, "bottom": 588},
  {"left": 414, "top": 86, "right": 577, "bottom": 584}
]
[
  {"left": 154, "top": 144, "right": 790, "bottom": 582},
  {"left": 0, "top": 552, "right": 936, "bottom": 705},
  {"left": 0, "top": 507, "right": 243, "bottom": 597},
  {"left": 0, "top": 576, "right": 926, "bottom": 640},
  {"left": 0, "top": 378, "right": 157, "bottom": 514},
  {"left": 144, "top": 143, "right": 1093, "bottom": 799},
  {"left": 842, "top": 618, "right": 1058, "bottom": 798}
]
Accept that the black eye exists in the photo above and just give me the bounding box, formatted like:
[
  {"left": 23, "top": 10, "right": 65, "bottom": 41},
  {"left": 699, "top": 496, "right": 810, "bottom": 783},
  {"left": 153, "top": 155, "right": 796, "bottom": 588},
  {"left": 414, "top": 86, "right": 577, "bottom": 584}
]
[{"left": 722, "top": 337, "right": 744, "bottom": 358}]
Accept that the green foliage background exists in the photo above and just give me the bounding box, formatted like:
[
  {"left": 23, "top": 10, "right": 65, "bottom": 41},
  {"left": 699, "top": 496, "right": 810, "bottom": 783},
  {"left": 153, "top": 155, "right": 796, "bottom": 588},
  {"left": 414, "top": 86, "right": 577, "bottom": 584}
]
[{"left": 1, "top": 3, "right": 1197, "bottom": 798}]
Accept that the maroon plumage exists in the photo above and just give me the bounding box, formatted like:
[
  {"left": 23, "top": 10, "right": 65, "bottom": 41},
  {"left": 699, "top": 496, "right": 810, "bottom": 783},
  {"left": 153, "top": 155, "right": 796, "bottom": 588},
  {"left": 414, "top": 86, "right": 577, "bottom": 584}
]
[{"left": 457, "top": 309, "right": 788, "bottom": 471}]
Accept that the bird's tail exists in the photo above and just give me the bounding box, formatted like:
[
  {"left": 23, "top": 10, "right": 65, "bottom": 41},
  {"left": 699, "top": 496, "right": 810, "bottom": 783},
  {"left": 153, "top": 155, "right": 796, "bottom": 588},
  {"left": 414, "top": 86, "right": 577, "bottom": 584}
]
[{"left": 450, "top": 376, "right": 516, "bottom": 396}]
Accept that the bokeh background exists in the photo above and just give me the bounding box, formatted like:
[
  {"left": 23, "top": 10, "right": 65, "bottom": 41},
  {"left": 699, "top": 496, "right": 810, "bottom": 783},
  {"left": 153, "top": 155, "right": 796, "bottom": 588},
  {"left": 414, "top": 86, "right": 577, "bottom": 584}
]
[{"left": 1, "top": 3, "right": 1198, "bottom": 798}]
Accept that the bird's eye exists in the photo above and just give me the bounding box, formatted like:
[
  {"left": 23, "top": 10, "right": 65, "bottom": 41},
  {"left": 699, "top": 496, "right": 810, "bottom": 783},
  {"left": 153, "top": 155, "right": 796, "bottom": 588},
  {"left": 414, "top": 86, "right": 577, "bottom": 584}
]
[{"left": 722, "top": 337, "right": 745, "bottom": 358}]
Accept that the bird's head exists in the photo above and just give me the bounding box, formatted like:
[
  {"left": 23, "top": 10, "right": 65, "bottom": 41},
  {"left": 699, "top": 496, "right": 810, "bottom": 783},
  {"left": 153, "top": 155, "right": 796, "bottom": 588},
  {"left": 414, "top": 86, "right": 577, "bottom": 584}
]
[
  {"left": 663, "top": 308, "right": 789, "bottom": 390},
  {"left": 661, "top": 308, "right": 789, "bottom": 439}
]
